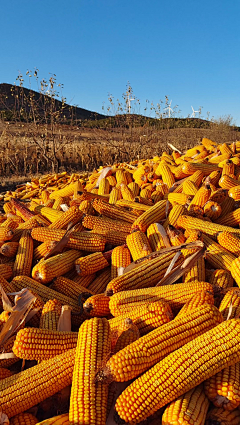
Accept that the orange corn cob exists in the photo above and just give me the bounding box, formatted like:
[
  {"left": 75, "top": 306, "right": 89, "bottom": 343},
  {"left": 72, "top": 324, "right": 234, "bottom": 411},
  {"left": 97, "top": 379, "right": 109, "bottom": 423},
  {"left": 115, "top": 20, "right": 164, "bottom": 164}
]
[
  {"left": 92, "top": 199, "right": 136, "bottom": 223},
  {"left": 0, "top": 227, "right": 15, "bottom": 242},
  {"left": 0, "top": 335, "right": 20, "bottom": 368},
  {"left": 162, "top": 384, "right": 209, "bottom": 425},
  {"left": 229, "top": 185, "right": 240, "bottom": 200},
  {"left": 188, "top": 183, "right": 211, "bottom": 210},
  {"left": 116, "top": 169, "right": 128, "bottom": 184},
  {"left": 202, "top": 234, "right": 236, "bottom": 271},
  {"left": 140, "top": 187, "right": 152, "bottom": 199},
  {"left": 9, "top": 413, "right": 38, "bottom": 425},
  {"left": 167, "top": 193, "right": 192, "bottom": 206},
  {"left": 92, "top": 227, "right": 128, "bottom": 246},
  {"left": 13, "top": 328, "right": 78, "bottom": 361},
  {"left": 182, "top": 161, "right": 218, "bottom": 175},
  {"left": 106, "top": 250, "right": 182, "bottom": 295},
  {"left": 11, "top": 276, "right": 83, "bottom": 317},
  {"left": 210, "top": 269, "right": 234, "bottom": 289},
  {"left": 216, "top": 207, "right": 240, "bottom": 227},
  {"left": 167, "top": 225, "right": 186, "bottom": 246},
  {"left": 49, "top": 183, "right": 76, "bottom": 199},
  {"left": 110, "top": 317, "right": 140, "bottom": 354},
  {"left": 131, "top": 200, "right": 167, "bottom": 232},
  {"left": 0, "top": 241, "right": 19, "bottom": 257},
  {"left": 51, "top": 276, "right": 94, "bottom": 300},
  {"left": 39, "top": 299, "right": 62, "bottom": 331},
  {"left": 69, "top": 318, "right": 110, "bottom": 425},
  {"left": 208, "top": 169, "right": 222, "bottom": 186},
  {"left": 75, "top": 252, "right": 109, "bottom": 276},
  {"left": 33, "top": 242, "right": 50, "bottom": 260},
  {"left": 1, "top": 217, "right": 20, "bottom": 229},
  {"left": 163, "top": 204, "right": 188, "bottom": 229},
  {"left": 0, "top": 263, "right": 13, "bottom": 281},
  {"left": 219, "top": 288, "right": 240, "bottom": 320},
  {"left": 108, "top": 281, "right": 214, "bottom": 315},
  {"left": 204, "top": 201, "right": 222, "bottom": 220},
  {"left": 147, "top": 223, "right": 168, "bottom": 251},
  {"left": 151, "top": 191, "right": 163, "bottom": 203},
  {"left": 155, "top": 163, "right": 175, "bottom": 189},
  {"left": 88, "top": 268, "right": 111, "bottom": 294},
  {"left": 71, "top": 272, "right": 96, "bottom": 287},
  {"left": 10, "top": 198, "right": 36, "bottom": 220},
  {"left": 177, "top": 290, "right": 214, "bottom": 317},
  {"left": 48, "top": 206, "right": 83, "bottom": 230},
  {"left": 205, "top": 407, "right": 240, "bottom": 425},
  {"left": 115, "top": 318, "right": 240, "bottom": 424},
  {"left": 116, "top": 199, "right": 151, "bottom": 211},
  {"left": 126, "top": 230, "right": 152, "bottom": 261},
  {"left": 204, "top": 362, "right": 240, "bottom": 411},
  {"left": 98, "top": 177, "right": 110, "bottom": 195},
  {"left": 12, "top": 230, "right": 33, "bottom": 277},
  {"left": 34, "top": 205, "right": 64, "bottom": 222},
  {"left": 120, "top": 184, "right": 135, "bottom": 201},
  {"left": 36, "top": 414, "right": 69, "bottom": 425},
  {"left": 53, "top": 197, "right": 67, "bottom": 210},
  {"left": 110, "top": 300, "right": 173, "bottom": 335},
  {"left": 0, "top": 348, "right": 76, "bottom": 418},
  {"left": 219, "top": 174, "right": 238, "bottom": 189},
  {"left": 217, "top": 231, "right": 240, "bottom": 256},
  {"left": 82, "top": 214, "right": 132, "bottom": 233},
  {"left": 128, "top": 181, "right": 140, "bottom": 197},
  {"left": 98, "top": 304, "right": 222, "bottom": 384},
  {"left": 111, "top": 245, "right": 131, "bottom": 279},
  {"left": 78, "top": 199, "right": 94, "bottom": 215},
  {"left": 177, "top": 214, "right": 240, "bottom": 237},
  {"left": 215, "top": 195, "right": 235, "bottom": 218},
  {"left": 109, "top": 187, "right": 122, "bottom": 204},
  {"left": 83, "top": 293, "right": 110, "bottom": 317},
  {"left": 106, "top": 175, "right": 117, "bottom": 187},
  {"left": 31, "top": 228, "right": 106, "bottom": 252},
  {"left": 32, "top": 250, "right": 81, "bottom": 284}
]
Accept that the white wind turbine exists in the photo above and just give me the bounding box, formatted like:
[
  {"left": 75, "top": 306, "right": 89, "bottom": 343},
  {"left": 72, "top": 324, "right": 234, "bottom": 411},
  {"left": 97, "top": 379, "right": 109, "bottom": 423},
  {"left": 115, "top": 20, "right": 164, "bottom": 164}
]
[
  {"left": 126, "top": 91, "right": 135, "bottom": 114},
  {"left": 191, "top": 106, "right": 200, "bottom": 118},
  {"left": 164, "top": 100, "right": 173, "bottom": 118}
]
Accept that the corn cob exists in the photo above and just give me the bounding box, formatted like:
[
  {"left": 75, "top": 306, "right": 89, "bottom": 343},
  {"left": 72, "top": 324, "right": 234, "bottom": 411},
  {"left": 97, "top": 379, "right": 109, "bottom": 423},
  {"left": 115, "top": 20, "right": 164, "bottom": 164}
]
[
  {"left": 202, "top": 234, "right": 236, "bottom": 271},
  {"left": 163, "top": 204, "right": 188, "bottom": 229},
  {"left": 0, "top": 263, "right": 13, "bottom": 281},
  {"left": 182, "top": 161, "right": 218, "bottom": 175},
  {"left": 75, "top": 252, "right": 109, "bottom": 276},
  {"left": 0, "top": 241, "right": 19, "bottom": 257},
  {"left": 36, "top": 414, "right": 70, "bottom": 425},
  {"left": 106, "top": 250, "right": 182, "bottom": 295},
  {"left": 216, "top": 207, "right": 240, "bottom": 226},
  {"left": 204, "top": 362, "right": 240, "bottom": 410},
  {"left": 92, "top": 227, "right": 128, "bottom": 246},
  {"left": 72, "top": 273, "right": 96, "bottom": 288},
  {"left": 33, "top": 241, "right": 50, "bottom": 260},
  {"left": 0, "top": 335, "right": 20, "bottom": 368},
  {"left": 116, "top": 199, "right": 151, "bottom": 211},
  {"left": 219, "top": 288, "right": 240, "bottom": 320},
  {"left": 151, "top": 190, "right": 163, "bottom": 203},
  {"left": 48, "top": 206, "right": 83, "bottom": 230},
  {"left": 217, "top": 231, "right": 240, "bottom": 256},
  {"left": 109, "top": 317, "right": 140, "bottom": 353},
  {"left": 131, "top": 200, "right": 167, "bottom": 232},
  {"left": 127, "top": 182, "right": 140, "bottom": 197},
  {"left": 205, "top": 407, "right": 240, "bottom": 424},
  {"left": 208, "top": 169, "right": 222, "bottom": 185},
  {"left": 219, "top": 175, "right": 239, "bottom": 189},
  {"left": 162, "top": 384, "right": 209, "bottom": 425},
  {"left": 177, "top": 214, "right": 240, "bottom": 237},
  {"left": 147, "top": 223, "right": 168, "bottom": 251},
  {"left": 229, "top": 185, "right": 240, "bottom": 200},
  {"left": 12, "top": 230, "right": 33, "bottom": 277},
  {"left": 88, "top": 268, "right": 111, "bottom": 294},
  {"left": 110, "top": 300, "right": 173, "bottom": 335},
  {"left": 106, "top": 175, "right": 117, "bottom": 187},
  {"left": 51, "top": 276, "right": 94, "bottom": 300},
  {"left": 34, "top": 205, "right": 64, "bottom": 222},
  {"left": 92, "top": 199, "right": 135, "bottom": 223},
  {"left": 0, "top": 347, "right": 76, "bottom": 418},
  {"left": 116, "top": 169, "right": 128, "bottom": 184},
  {"left": 120, "top": 183, "right": 135, "bottom": 201},
  {"left": 77, "top": 199, "right": 94, "bottom": 215},
  {"left": 108, "top": 280, "right": 214, "bottom": 315},
  {"left": 126, "top": 230, "right": 152, "bottom": 261},
  {"left": 52, "top": 196, "right": 66, "bottom": 210},
  {"left": 10, "top": 413, "right": 38, "bottom": 425},
  {"left": 69, "top": 318, "right": 110, "bottom": 425},
  {"left": 82, "top": 214, "right": 132, "bottom": 233},
  {"left": 49, "top": 183, "right": 76, "bottom": 199},
  {"left": 31, "top": 228, "right": 106, "bottom": 252},
  {"left": 167, "top": 192, "right": 192, "bottom": 206},
  {"left": 11, "top": 276, "right": 83, "bottom": 317},
  {"left": 188, "top": 183, "right": 211, "bottom": 211},
  {"left": 13, "top": 328, "right": 78, "bottom": 360},
  {"left": 98, "top": 304, "right": 222, "bottom": 383},
  {"left": 98, "top": 177, "right": 110, "bottom": 195},
  {"left": 155, "top": 163, "right": 175, "bottom": 189},
  {"left": 10, "top": 198, "right": 36, "bottom": 220},
  {"left": 177, "top": 290, "right": 214, "bottom": 317},
  {"left": 210, "top": 269, "right": 234, "bottom": 289},
  {"left": 1, "top": 217, "right": 20, "bottom": 229},
  {"left": 0, "top": 227, "right": 15, "bottom": 242},
  {"left": 39, "top": 299, "right": 62, "bottom": 330},
  {"left": 109, "top": 187, "right": 122, "bottom": 204},
  {"left": 167, "top": 225, "right": 186, "bottom": 247},
  {"left": 204, "top": 201, "right": 222, "bottom": 220},
  {"left": 83, "top": 293, "right": 110, "bottom": 317},
  {"left": 32, "top": 250, "right": 81, "bottom": 284},
  {"left": 140, "top": 187, "right": 152, "bottom": 199},
  {"left": 216, "top": 196, "right": 235, "bottom": 218},
  {"left": 115, "top": 318, "right": 240, "bottom": 424},
  {"left": 111, "top": 246, "right": 131, "bottom": 279}
]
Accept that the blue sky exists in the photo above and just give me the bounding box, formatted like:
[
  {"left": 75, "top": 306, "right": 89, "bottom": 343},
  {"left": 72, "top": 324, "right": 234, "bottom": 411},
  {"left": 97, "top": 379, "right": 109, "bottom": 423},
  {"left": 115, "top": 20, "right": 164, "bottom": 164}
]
[{"left": 1, "top": 0, "right": 240, "bottom": 123}]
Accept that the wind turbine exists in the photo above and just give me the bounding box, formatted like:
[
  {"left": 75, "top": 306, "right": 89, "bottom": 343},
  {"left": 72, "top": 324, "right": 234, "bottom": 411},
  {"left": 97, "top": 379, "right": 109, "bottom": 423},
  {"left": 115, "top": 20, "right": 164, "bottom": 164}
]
[
  {"left": 164, "top": 100, "right": 173, "bottom": 118},
  {"left": 126, "top": 91, "right": 135, "bottom": 114},
  {"left": 191, "top": 106, "right": 200, "bottom": 118}
]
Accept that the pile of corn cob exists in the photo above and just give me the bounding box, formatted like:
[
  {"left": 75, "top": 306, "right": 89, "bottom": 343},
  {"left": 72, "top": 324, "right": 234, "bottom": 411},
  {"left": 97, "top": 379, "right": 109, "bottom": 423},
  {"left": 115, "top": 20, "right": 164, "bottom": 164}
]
[{"left": 2, "top": 137, "right": 240, "bottom": 424}]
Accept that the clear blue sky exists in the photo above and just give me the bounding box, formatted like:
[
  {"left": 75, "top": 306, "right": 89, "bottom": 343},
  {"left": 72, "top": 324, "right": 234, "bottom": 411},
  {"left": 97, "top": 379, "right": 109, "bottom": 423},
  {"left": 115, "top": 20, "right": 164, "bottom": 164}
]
[{"left": 1, "top": 0, "right": 240, "bottom": 123}]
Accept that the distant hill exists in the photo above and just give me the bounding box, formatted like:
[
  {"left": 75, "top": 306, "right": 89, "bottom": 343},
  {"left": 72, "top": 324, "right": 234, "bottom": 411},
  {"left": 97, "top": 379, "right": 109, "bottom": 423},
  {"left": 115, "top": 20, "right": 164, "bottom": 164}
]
[{"left": 0, "top": 83, "right": 107, "bottom": 122}]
